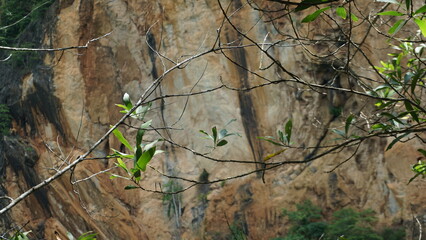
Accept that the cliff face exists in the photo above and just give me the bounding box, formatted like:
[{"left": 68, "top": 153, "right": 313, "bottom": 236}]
[{"left": 0, "top": 0, "right": 425, "bottom": 239}]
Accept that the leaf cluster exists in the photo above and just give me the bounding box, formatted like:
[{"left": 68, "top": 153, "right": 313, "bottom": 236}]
[
  {"left": 199, "top": 119, "right": 240, "bottom": 149},
  {"left": 109, "top": 93, "right": 163, "bottom": 190}
]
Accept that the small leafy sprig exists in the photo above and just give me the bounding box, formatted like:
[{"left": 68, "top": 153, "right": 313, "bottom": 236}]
[
  {"left": 109, "top": 93, "right": 163, "bottom": 189},
  {"left": 199, "top": 119, "right": 240, "bottom": 149},
  {"left": 259, "top": 119, "right": 293, "bottom": 146},
  {"left": 408, "top": 149, "right": 426, "bottom": 183},
  {"left": 331, "top": 114, "right": 359, "bottom": 139},
  {"left": 259, "top": 119, "right": 293, "bottom": 161}
]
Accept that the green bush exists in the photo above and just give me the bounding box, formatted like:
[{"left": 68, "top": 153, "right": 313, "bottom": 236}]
[
  {"left": 281, "top": 200, "right": 327, "bottom": 240},
  {"left": 276, "top": 201, "right": 406, "bottom": 240},
  {"left": 326, "top": 208, "right": 382, "bottom": 240},
  {"left": 381, "top": 227, "right": 406, "bottom": 240}
]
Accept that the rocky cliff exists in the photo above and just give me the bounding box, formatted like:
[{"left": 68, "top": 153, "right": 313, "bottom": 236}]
[{"left": 0, "top": 0, "right": 425, "bottom": 239}]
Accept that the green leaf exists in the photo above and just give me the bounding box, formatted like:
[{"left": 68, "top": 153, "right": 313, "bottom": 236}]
[
  {"left": 140, "top": 120, "right": 152, "bottom": 130},
  {"left": 278, "top": 130, "right": 285, "bottom": 143},
  {"left": 377, "top": 11, "right": 404, "bottom": 16},
  {"left": 124, "top": 185, "right": 138, "bottom": 190},
  {"left": 371, "top": 123, "right": 386, "bottom": 130},
  {"left": 112, "top": 127, "right": 133, "bottom": 152},
  {"left": 134, "top": 104, "right": 151, "bottom": 120},
  {"left": 404, "top": 101, "right": 419, "bottom": 123},
  {"left": 285, "top": 119, "right": 293, "bottom": 144},
  {"left": 301, "top": 7, "right": 331, "bottom": 23},
  {"left": 212, "top": 126, "right": 218, "bottom": 144},
  {"left": 219, "top": 129, "right": 228, "bottom": 139},
  {"left": 411, "top": 72, "right": 422, "bottom": 93},
  {"left": 136, "top": 126, "right": 145, "bottom": 149},
  {"left": 345, "top": 115, "right": 354, "bottom": 136},
  {"left": 67, "top": 232, "right": 76, "bottom": 240},
  {"left": 154, "top": 149, "right": 165, "bottom": 156},
  {"left": 351, "top": 13, "right": 359, "bottom": 22},
  {"left": 109, "top": 149, "right": 134, "bottom": 159},
  {"left": 336, "top": 7, "right": 347, "bottom": 19},
  {"left": 77, "top": 231, "right": 97, "bottom": 240},
  {"left": 109, "top": 174, "right": 118, "bottom": 179},
  {"left": 131, "top": 168, "right": 141, "bottom": 182},
  {"left": 332, "top": 128, "right": 346, "bottom": 138},
  {"left": 405, "top": 0, "right": 411, "bottom": 11},
  {"left": 136, "top": 147, "right": 156, "bottom": 171},
  {"left": 386, "top": 132, "right": 410, "bottom": 151},
  {"left": 116, "top": 158, "right": 129, "bottom": 173},
  {"left": 381, "top": 112, "right": 404, "bottom": 125},
  {"left": 388, "top": 19, "right": 406, "bottom": 35},
  {"left": 115, "top": 104, "right": 128, "bottom": 110},
  {"left": 258, "top": 136, "right": 284, "bottom": 146},
  {"left": 417, "top": 149, "right": 426, "bottom": 157},
  {"left": 414, "top": 5, "right": 426, "bottom": 15},
  {"left": 199, "top": 130, "right": 212, "bottom": 139},
  {"left": 412, "top": 161, "right": 426, "bottom": 173},
  {"left": 414, "top": 18, "right": 426, "bottom": 37},
  {"left": 143, "top": 139, "right": 159, "bottom": 152},
  {"left": 377, "top": 0, "right": 399, "bottom": 3},
  {"left": 217, "top": 139, "right": 228, "bottom": 146}
]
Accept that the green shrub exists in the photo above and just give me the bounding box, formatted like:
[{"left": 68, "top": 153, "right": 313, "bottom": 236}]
[
  {"left": 326, "top": 208, "right": 382, "bottom": 240},
  {"left": 381, "top": 227, "right": 406, "bottom": 240},
  {"left": 276, "top": 201, "right": 405, "bottom": 240},
  {"left": 281, "top": 200, "right": 327, "bottom": 240},
  {"left": 227, "top": 222, "right": 247, "bottom": 240}
]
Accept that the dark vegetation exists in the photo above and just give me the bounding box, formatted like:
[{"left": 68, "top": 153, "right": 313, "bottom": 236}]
[{"left": 273, "top": 200, "right": 405, "bottom": 240}]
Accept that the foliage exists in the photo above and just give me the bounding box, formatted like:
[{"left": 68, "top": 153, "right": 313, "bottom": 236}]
[
  {"left": 67, "top": 231, "right": 97, "bottom": 240},
  {"left": 199, "top": 119, "right": 240, "bottom": 149},
  {"left": 76, "top": 231, "right": 97, "bottom": 240},
  {"left": 277, "top": 201, "right": 405, "bottom": 240},
  {"left": 368, "top": 40, "right": 426, "bottom": 182},
  {"left": 326, "top": 208, "right": 382, "bottom": 240},
  {"left": 299, "top": 0, "right": 426, "bottom": 38},
  {"left": 108, "top": 93, "right": 163, "bottom": 189},
  {"left": 0, "top": 0, "right": 52, "bottom": 46},
  {"left": 257, "top": 0, "right": 426, "bottom": 184},
  {"left": 7, "top": 231, "right": 30, "bottom": 240},
  {"left": 259, "top": 119, "right": 293, "bottom": 147},
  {"left": 226, "top": 222, "right": 247, "bottom": 240},
  {"left": 259, "top": 119, "right": 293, "bottom": 161},
  {"left": 281, "top": 200, "right": 327, "bottom": 240},
  {"left": 0, "top": 104, "right": 12, "bottom": 135},
  {"left": 381, "top": 227, "right": 406, "bottom": 240}
]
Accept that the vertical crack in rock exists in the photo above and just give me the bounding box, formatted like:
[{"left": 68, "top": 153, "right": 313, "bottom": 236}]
[
  {"left": 147, "top": 32, "right": 159, "bottom": 80},
  {"left": 147, "top": 32, "right": 171, "bottom": 141},
  {"left": 226, "top": 35, "right": 264, "bottom": 177}
]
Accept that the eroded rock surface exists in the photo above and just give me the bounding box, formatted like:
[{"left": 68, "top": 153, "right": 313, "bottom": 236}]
[{"left": 0, "top": 0, "right": 424, "bottom": 239}]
